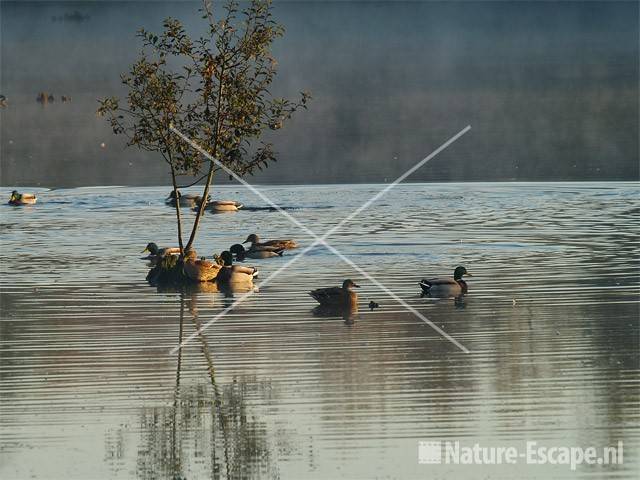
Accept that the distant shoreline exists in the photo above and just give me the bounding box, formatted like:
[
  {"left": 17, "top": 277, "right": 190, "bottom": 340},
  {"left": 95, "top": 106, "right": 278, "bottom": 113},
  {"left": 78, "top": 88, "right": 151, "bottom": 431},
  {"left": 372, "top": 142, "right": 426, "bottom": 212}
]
[{"left": 2, "top": 180, "right": 639, "bottom": 190}]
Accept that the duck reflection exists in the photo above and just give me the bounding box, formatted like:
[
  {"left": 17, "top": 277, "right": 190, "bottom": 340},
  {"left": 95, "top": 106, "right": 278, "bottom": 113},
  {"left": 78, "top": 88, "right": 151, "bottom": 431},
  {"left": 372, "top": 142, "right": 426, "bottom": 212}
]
[
  {"left": 154, "top": 279, "right": 257, "bottom": 296},
  {"left": 312, "top": 304, "right": 359, "bottom": 325},
  {"left": 454, "top": 295, "right": 467, "bottom": 309}
]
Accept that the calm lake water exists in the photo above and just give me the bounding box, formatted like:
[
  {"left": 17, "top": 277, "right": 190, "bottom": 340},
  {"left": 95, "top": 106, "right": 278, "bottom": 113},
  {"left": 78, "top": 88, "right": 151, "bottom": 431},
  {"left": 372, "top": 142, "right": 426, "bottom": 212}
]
[{"left": 1, "top": 182, "right": 638, "bottom": 479}]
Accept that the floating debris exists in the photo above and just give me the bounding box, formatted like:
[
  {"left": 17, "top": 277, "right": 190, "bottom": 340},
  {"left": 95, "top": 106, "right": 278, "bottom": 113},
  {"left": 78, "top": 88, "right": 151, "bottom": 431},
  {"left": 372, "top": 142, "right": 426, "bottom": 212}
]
[{"left": 368, "top": 301, "right": 380, "bottom": 311}]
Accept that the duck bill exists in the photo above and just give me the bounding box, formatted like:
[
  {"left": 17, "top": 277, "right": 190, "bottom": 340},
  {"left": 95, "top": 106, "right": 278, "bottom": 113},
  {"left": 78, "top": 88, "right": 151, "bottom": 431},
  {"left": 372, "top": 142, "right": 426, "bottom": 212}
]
[
  {"left": 242, "top": 237, "right": 251, "bottom": 244},
  {"left": 464, "top": 272, "right": 472, "bottom": 277},
  {"left": 353, "top": 283, "right": 361, "bottom": 288},
  {"left": 141, "top": 247, "right": 149, "bottom": 253}
]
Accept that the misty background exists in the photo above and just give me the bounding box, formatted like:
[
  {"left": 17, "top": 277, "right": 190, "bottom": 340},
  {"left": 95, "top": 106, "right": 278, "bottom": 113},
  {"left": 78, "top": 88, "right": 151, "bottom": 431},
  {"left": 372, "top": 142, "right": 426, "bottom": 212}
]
[{"left": 1, "top": 0, "right": 638, "bottom": 187}]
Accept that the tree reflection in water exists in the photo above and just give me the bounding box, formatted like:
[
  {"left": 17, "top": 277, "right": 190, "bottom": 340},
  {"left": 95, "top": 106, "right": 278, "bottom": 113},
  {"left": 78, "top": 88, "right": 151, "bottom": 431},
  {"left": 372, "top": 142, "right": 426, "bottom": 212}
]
[{"left": 130, "top": 294, "right": 278, "bottom": 480}]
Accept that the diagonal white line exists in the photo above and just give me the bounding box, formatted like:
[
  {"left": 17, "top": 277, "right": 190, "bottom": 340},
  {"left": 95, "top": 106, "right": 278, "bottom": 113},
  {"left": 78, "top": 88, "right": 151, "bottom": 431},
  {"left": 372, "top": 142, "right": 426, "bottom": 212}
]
[
  {"left": 169, "top": 125, "right": 471, "bottom": 354},
  {"left": 324, "top": 125, "right": 471, "bottom": 238},
  {"left": 171, "top": 125, "right": 470, "bottom": 250}
]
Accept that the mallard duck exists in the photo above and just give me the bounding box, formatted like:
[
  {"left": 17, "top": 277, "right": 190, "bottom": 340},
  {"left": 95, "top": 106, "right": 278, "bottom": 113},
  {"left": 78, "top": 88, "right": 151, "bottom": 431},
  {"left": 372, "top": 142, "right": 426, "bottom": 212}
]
[
  {"left": 229, "top": 244, "right": 283, "bottom": 260},
  {"left": 166, "top": 190, "right": 206, "bottom": 208},
  {"left": 419, "top": 266, "right": 472, "bottom": 297},
  {"left": 208, "top": 200, "right": 243, "bottom": 213},
  {"left": 141, "top": 242, "right": 181, "bottom": 263},
  {"left": 184, "top": 249, "right": 222, "bottom": 282},
  {"left": 8, "top": 190, "right": 37, "bottom": 205},
  {"left": 243, "top": 233, "right": 298, "bottom": 250},
  {"left": 216, "top": 251, "right": 258, "bottom": 284},
  {"left": 309, "top": 279, "right": 359, "bottom": 309}
]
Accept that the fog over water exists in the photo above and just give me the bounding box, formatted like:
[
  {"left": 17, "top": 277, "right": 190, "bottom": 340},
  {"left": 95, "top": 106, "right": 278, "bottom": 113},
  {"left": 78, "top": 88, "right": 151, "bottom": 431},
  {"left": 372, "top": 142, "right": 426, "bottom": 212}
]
[{"left": 1, "top": 0, "right": 638, "bottom": 187}]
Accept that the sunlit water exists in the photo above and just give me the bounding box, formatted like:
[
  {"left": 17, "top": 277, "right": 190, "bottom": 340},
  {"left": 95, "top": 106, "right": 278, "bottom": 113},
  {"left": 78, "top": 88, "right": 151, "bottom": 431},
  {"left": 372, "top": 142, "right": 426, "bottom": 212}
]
[{"left": 1, "top": 183, "right": 638, "bottom": 479}]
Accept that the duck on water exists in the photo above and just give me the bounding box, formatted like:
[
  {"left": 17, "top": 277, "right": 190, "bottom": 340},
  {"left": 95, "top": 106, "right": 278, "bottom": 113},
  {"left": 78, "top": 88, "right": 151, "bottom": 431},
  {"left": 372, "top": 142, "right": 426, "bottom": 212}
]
[
  {"left": 166, "top": 190, "right": 243, "bottom": 212},
  {"left": 243, "top": 233, "right": 298, "bottom": 250},
  {"left": 8, "top": 191, "right": 37, "bottom": 205},
  {"left": 419, "top": 266, "right": 472, "bottom": 298},
  {"left": 230, "top": 244, "right": 284, "bottom": 260},
  {"left": 309, "top": 279, "right": 360, "bottom": 309}
]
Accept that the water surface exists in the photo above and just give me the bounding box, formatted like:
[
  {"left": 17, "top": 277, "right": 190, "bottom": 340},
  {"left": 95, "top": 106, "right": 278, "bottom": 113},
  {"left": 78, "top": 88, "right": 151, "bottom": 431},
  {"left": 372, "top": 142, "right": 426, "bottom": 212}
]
[{"left": 1, "top": 183, "right": 638, "bottom": 479}]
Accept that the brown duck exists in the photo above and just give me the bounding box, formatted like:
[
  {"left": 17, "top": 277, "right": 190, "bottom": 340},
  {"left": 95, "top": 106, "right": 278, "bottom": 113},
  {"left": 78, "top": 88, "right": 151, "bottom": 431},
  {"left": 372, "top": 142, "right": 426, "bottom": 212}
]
[
  {"left": 309, "top": 279, "right": 359, "bottom": 309},
  {"left": 243, "top": 233, "right": 298, "bottom": 250},
  {"left": 183, "top": 249, "right": 222, "bottom": 282}
]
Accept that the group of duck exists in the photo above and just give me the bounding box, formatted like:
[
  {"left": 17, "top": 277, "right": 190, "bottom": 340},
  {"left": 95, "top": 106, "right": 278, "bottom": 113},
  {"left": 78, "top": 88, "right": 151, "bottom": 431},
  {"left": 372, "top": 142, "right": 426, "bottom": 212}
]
[
  {"left": 8, "top": 189, "right": 473, "bottom": 310},
  {"left": 142, "top": 233, "right": 299, "bottom": 289},
  {"left": 6, "top": 189, "right": 242, "bottom": 211},
  {"left": 166, "top": 190, "right": 244, "bottom": 213},
  {"left": 144, "top": 233, "right": 473, "bottom": 310},
  {"left": 306, "top": 266, "right": 472, "bottom": 311}
]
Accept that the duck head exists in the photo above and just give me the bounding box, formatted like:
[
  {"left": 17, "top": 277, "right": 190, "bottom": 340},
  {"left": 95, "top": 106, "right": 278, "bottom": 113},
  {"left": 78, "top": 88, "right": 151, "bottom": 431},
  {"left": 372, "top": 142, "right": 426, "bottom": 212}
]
[
  {"left": 453, "top": 266, "right": 472, "bottom": 280},
  {"left": 167, "top": 190, "right": 181, "bottom": 199},
  {"left": 229, "top": 244, "right": 246, "bottom": 260},
  {"left": 220, "top": 251, "right": 234, "bottom": 266},
  {"left": 10, "top": 190, "right": 19, "bottom": 201},
  {"left": 142, "top": 242, "right": 159, "bottom": 255},
  {"left": 243, "top": 233, "right": 259, "bottom": 245},
  {"left": 342, "top": 279, "right": 360, "bottom": 290}
]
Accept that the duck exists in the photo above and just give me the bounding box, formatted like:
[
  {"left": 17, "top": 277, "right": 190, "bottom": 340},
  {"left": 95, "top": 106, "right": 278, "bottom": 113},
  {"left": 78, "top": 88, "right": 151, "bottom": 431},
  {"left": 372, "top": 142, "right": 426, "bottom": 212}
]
[
  {"left": 8, "top": 190, "right": 37, "bottom": 205},
  {"left": 243, "top": 233, "right": 298, "bottom": 250},
  {"left": 208, "top": 200, "right": 243, "bottom": 213},
  {"left": 166, "top": 190, "right": 206, "bottom": 208},
  {"left": 419, "top": 266, "right": 472, "bottom": 298},
  {"left": 183, "top": 249, "right": 223, "bottom": 282},
  {"left": 229, "top": 244, "right": 283, "bottom": 260},
  {"left": 216, "top": 251, "right": 258, "bottom": 284},
  {"left": 141, "top": 242, "right": 181, "bottom": 264},
  {"left": 309, "top": 279, "right": 359, "bottom": 309}
]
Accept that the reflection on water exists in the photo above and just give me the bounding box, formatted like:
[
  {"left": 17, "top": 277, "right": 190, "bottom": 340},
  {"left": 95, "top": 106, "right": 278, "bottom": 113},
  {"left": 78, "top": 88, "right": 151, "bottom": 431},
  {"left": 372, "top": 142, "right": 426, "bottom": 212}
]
[
  {"left": 313, "top": 304, "right": 359, "bottom": 325},
  {"left": 0, "top": 183, "right": 639, "bottom": 479},
  {"left": 128, "top": 295, "right": 277, "bottom": 480}
]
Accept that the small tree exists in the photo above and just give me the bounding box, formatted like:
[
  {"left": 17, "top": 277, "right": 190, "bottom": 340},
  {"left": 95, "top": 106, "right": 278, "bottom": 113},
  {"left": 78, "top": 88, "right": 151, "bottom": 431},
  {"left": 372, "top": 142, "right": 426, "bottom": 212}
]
[{"left": 98, "top": 0, "right": 309, "bottom": 255}]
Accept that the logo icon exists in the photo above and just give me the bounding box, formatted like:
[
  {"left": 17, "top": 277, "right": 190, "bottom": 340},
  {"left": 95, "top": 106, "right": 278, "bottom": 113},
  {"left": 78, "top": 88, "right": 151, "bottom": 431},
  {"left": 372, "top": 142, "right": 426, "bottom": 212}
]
[{"left": 419, "top": 441, "right": 442, "bottom": 464}]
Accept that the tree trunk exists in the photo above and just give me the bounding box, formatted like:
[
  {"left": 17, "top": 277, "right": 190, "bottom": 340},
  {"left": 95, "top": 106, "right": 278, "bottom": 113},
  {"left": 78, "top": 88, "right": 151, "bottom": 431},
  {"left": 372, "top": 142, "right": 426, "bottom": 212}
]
[
  {"left": 184, "top": 62, "right": 226, "bottom": 253},
  {"left": 169, "top": 164, "right": 185, "bottom": 255},
  {"left": 184, "top": 168, "right": 214, "bottom": 252}
]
